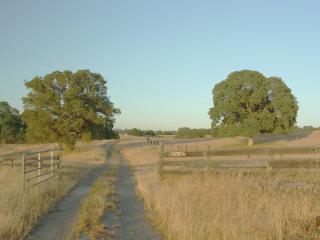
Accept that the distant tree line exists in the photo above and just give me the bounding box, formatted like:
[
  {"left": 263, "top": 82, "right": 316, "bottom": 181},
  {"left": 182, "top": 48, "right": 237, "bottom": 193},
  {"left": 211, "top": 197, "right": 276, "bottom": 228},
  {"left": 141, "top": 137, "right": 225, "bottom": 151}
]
[
  {"left": 121, "top": 128, "right": 178, "bottom": 137},
  {"left": 0, "top": 70, "right": 120, "bottom": 148},
  {"left": 123, "top": 127, "right": 212, "bottom": 139},
  {"left": 123, "top": 128, "right": 156, "bottom": 137},
  {"left": 298, "top": 126, "right": 320, "bottom": 131},
  {"left": 176, "top": 127, "right": 211, "bottom": 139},
  {"left": 155, "top": 130, "right": 176, "bottom": 135}
]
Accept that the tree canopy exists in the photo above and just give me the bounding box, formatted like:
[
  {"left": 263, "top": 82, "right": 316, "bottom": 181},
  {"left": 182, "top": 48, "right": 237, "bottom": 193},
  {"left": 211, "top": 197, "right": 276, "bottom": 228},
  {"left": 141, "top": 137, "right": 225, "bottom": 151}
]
[
  {"left": 209, "top": 70, "right": 298, "bottom": 137},
  {"left": 0, "top": 102, "right": 25, "bottom": 143},
  {"left": 22, "top": 70, "right": 120, "bottom": 148}
]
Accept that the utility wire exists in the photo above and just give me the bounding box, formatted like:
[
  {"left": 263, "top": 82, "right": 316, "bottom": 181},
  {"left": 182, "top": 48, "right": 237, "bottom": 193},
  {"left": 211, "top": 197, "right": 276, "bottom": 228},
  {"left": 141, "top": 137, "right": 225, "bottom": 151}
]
[
  {"left": 0, "top": 45, "right": 60, "bottom": 70},
  {"left": 0, "top": 45, "right": 180, "bottom": 100}
]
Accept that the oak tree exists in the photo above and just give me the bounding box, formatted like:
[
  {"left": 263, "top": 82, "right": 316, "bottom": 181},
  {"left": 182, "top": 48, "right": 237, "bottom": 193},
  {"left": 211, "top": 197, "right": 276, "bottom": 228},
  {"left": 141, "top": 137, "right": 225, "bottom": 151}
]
[
  {"left": 209, "top": 70, "right": 298, "bottom": 139},
  {"left": 22, "top": 70, "right": 120, "bottom": 148}
]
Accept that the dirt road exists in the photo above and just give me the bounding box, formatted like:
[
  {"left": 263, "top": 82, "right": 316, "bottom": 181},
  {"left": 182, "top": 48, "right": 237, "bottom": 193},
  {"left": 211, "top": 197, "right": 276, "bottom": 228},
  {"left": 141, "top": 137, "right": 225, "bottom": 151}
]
[
  {"left": 28, "top": 164, "right": 108, "bottom": 240},
  {"left": 28, "top": 142, "right": 162, "bottom": 240},
  {"left": 115, "top": 156, "right": 162, "bottom": 240}
]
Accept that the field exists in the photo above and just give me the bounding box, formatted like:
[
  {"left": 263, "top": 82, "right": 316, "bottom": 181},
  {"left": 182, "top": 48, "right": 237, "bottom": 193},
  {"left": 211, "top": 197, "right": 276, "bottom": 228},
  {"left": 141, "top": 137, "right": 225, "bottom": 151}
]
[
  {"left": 122, "top": 131, "right": 320, "bottom": 240},
  {"left": 0, "top": 141, "right": 111, "bottom": 240},
  {"left": 1, "top": 131, "right": 320, "bottom": 240}
]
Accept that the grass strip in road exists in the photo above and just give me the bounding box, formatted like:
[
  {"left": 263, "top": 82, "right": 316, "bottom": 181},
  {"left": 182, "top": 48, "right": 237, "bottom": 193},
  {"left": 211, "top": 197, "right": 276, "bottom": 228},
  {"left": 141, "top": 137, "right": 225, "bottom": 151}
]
[{"left": 70, "top": 153, "right": 119, "bottom": 240}]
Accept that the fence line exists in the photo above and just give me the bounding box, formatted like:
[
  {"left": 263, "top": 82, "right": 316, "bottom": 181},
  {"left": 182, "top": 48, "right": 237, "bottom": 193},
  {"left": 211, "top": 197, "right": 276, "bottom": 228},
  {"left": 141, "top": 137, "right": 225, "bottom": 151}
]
[
  {"left": 22, "top": 148, "right": 63, "bottom": 191},
  {"left": 0, "top": 153, "right": 20, "bottom": 167},
  {"left": 162, "top": 143, "right": 320, "bottom": 157},
  {"left": 159, "top": 143, "right": 320, "bottom": 174},
  {"left": 0, "top": 147, "right": 60, "bottom": 167}
]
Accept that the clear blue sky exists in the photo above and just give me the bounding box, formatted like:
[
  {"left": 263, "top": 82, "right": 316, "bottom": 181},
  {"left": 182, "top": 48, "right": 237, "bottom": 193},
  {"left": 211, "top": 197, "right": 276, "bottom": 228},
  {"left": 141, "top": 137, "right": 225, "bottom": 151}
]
[{"left": 0, "top": 0, "right": 319, "bottom": 130}]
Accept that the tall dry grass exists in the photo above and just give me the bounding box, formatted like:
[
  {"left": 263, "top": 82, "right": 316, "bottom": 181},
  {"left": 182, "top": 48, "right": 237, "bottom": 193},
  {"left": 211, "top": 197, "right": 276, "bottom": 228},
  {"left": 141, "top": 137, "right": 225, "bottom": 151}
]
[
  {"left": 123, "top": 147, "right": 320, "bottom": 240},
  {"left": 0, "top": 143, "right": 108, "bottom": 240}
]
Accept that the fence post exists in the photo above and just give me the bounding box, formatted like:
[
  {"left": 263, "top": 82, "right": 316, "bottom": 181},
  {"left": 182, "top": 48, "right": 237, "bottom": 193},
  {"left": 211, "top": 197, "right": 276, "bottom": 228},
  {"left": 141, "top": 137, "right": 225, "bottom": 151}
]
[
  {"left": 159, "top": 142, "right": 164, "bottom": 175},
  {"left": 211, "top": 145, "right": 214, "bottom": 157},
  {"left": 38, "top": 153, "right": 41, "bottom": 182},
  {"left": 22, "top": 154, "right": 25, "bottom": 191},
  {"left": 59, "top": 149, "right": 63, "bottom": 178},
  {"left": 50, "top": 151, "right": 53, "bottom": 177},
  {"left": 266, "top": 159, "right": 271, "bottom": 170},
  {"left": 185, "top": 144, "right": 188, "bottom": 156},
  {"left": 267, "top": 154, "right": 273, "bottom": 171}
]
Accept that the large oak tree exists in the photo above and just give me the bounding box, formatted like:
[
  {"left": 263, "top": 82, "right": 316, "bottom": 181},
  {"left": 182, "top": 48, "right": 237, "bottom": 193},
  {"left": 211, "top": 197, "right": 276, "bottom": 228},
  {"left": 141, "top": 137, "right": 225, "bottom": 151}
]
[
  {"left": 209, "top": 70, "right": 298, "bottom": 138},
  {"left": 22, "top": 70, "right": 120, "bottom": 148}
]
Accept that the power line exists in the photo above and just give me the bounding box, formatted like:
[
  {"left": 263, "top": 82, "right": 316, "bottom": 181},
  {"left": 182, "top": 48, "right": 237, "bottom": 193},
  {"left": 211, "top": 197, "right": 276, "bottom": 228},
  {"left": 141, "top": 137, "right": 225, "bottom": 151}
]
[
  {"left": 0, "top": 45, "right": 60, "bottom": 70},
  {"left": 0, "top": 45, "right": 183, "bottom": 101}
]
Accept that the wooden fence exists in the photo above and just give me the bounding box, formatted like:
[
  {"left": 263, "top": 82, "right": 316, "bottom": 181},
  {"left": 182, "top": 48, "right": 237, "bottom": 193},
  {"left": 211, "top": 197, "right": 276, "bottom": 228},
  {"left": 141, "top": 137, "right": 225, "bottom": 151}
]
[
  {"left": 162, "top": 143, "right": 320, "bottom": 157},
  {"left": 21, "top": 148, "right": 63, "bottom": 191},
  {"left": 0, "top": 153, "right": 20, "bottom": 167},
  {"left": 159, "top": 143, "right": 320, "bottom": 174}
]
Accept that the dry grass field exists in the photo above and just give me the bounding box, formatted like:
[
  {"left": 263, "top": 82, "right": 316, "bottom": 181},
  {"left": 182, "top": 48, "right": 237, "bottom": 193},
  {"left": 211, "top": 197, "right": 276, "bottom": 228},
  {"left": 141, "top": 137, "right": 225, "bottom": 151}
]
[
  {"left": 0, "top": 141, "right": 110, "bottom": 240},
  {"left": 122, "top": 132, "right": 320, "bottom": 240},
  {"left": 163, "top": 130, "right": 320, "bottom": 152}
]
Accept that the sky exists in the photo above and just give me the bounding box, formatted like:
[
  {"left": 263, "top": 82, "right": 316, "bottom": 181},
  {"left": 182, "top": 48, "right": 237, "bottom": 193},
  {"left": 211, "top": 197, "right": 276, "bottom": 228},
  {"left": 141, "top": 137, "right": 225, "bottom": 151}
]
[{"left": 0, "top": 0, "right": 320, "bottom": 130}]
